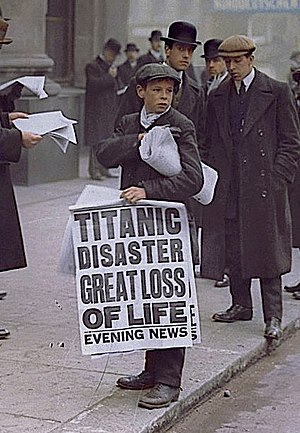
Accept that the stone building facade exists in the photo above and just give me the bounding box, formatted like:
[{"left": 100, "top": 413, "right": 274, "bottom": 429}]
[{"left": 0, "top": 0, "right": 299, "bottom": 183}]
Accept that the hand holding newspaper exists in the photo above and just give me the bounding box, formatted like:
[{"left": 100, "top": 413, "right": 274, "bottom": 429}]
[
  {"left": 13, "top": 110, "right": 77, "bottom": 153},
  {"left": 0, "top": 76, "right": 48, "bottom": 99},
  {"left": 139, "top": 126, "right": 218, "bottom": 205}
]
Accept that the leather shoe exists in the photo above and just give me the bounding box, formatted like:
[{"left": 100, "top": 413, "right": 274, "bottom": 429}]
[
  {"left": 214, "top": 274, "right": 230, "bottom": 288},
  {"left": 292, "top": 291, "right": 300, "bottom": 300},
  {"left": 0, "top": 328, "right": 10, "bottom": 340},
  {"left": 138, "top": 383, "right": 180, "bottom": 409},
  {"left": 212, "top": 304, "right": 252, "bottom": 323},
  {"left": 264, "top": 317, "right": 282, "bottom": 340},
  {"left": 284, "top": 282, "right": 300, "bottom": 293},
  {"left": 0, "top": 291, "right": 7, "bottom": 300},
  {"left": 116, "top": 371, "right": 154, "bottom": 390}
]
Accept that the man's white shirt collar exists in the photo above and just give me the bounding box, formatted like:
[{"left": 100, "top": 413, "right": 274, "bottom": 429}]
[{"left": 235, "top": 67, "right": 255, "bottom": 93}]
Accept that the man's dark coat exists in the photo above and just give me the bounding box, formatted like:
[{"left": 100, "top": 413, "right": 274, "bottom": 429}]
[
  {"left": 0, "top": 117, "right": 26, "bottom": 272},
  {"left": 288, "top": 102, "right": 300, "bottom": 247},
  {"left": 118, "top": 60, "right": 138, "bottom": 87},
  {"left": 137, "top": 51, "right": 162, "bottom": 68},
  {"left": 84, "top": 56, "right": 119, "bottom": 148},
  {"left": 201, "top": 69, "right": 300, "bottom": 280}
]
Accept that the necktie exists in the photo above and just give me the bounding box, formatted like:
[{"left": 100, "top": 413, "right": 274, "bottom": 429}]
[{"left": 239, "top": 80, "right": 246, "bottom": 96}]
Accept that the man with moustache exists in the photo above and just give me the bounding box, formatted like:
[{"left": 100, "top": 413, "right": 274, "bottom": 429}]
[{"left": 201, "top": 38, "right": 228, "bottom": 101}]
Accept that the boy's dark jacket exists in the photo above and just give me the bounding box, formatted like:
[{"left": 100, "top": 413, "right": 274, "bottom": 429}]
[{"left": 95, "top": 107, "right": 203, "bottom": 204}]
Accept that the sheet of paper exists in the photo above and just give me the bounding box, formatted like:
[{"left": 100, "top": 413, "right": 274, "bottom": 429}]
[
  {"left": 13, "top": 110, "right": 77, "bottom": 153},
  {"left": 0, "top": 76, "right": 48, "bottom": 99}
]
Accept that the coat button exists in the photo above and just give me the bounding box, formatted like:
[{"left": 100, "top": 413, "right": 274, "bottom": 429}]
[
  {"left": 258, "top": 129, "right": 264, "bottom": 136},
  {"left": 261, "top": 190, "right": 267, "bottom": 198},
  {"left": 260, "top": 169, "right": 265, "bottom": 176},
  {"left": 260, "top": 149, "right": 266, "bottom": 157},
  {"left": 243, "top": 158, "right": 247, "bottom": 163}
]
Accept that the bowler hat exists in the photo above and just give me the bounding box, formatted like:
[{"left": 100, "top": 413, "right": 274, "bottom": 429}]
[
  {"left": 149, "top": 30, "right": 162, "bottom": 41},
  {"left": 201, "top": 39, "right": 223, "bottom": 59},
  {"left": 219, "top": 35, "right": 256, "bottom": 58},
  {"left": 0, "top": 18, "right": 12, "bottom": 45},
  {"left": 160, "top": 21, "right": 201, "bottom": 48},
  {"left": 136, "top": 63, "right": 181, "bottom": 89},
  {"left": 124, "top": 43, "right": 139, "bottom": 52},
  {"left": 104, "top": 38, "right": 121, "bottom": 55}
]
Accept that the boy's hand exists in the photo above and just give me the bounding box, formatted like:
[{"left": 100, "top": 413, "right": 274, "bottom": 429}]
[{"left": 120, "top": 186, "right": 146, "bottom": 203}]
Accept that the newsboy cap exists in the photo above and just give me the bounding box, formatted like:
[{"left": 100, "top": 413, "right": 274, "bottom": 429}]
[
  {"left": 136, "top": 63, "right": 181, "bottom": 88},
  {"left": 201, "top": 38, "right": 223, "bottom": 59},
  {"left": 218, "top": 35, "right": 256, "bottom": 57},
  {"left": 161, "top": 21, "right": 201, "bottom": 48}
]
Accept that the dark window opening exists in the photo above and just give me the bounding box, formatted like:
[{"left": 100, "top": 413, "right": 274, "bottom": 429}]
[{"left": 46, "top": 0, "right": 74, "bottom": 85}]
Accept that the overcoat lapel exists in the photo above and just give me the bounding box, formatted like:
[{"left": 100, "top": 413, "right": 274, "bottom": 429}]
[
  {"left": 243, "top": 71, "right": 275, "bottom": 137},
  {"left": 178, "top": 73, "right": 197, "bottom": 116},
  {"left": 212, "top": 82, "right": 233, "bottom": 160}
]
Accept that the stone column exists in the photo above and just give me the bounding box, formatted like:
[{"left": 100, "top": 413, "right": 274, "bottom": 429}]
[
  {"left": 0, "top": 0, "right": 60, "bottom": 94},
  {"left": 0, "top": 0, "right": 81, "bottom": 185}
]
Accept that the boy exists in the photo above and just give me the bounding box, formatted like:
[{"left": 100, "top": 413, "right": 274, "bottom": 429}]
[{"left": 95, "top": 63, "right": 203, "bottom": 409}]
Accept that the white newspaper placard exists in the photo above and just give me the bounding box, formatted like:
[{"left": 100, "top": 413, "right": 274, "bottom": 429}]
[{"left": 71, "top": 200, "right": 201, "bottom": 355}]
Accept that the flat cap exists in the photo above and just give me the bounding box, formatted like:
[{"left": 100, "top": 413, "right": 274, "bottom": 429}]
[
  {"left": 219, "top": 35, "right": 256, "bottom": 57},
  {"left": 136, "top": 63, "right": 181, "bottom": 87}
]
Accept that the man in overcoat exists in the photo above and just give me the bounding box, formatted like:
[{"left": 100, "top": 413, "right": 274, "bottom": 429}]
[
  {"left": 0, "top": 17, "right": 42, "bottom": 338},
  {"left": 118, "top": 43, "right": 140, "bottom": 88},
  {"left": 284, "top": 67, "right": 300, "bottom": 299},
  {"left": 94, "top": 63, "right": 203, "bottom": 409},
  {"left": 201, "top": 38, "right": 228, "bottom": 102},
  {"left": 136, "top": 30, "right": 164, "bottom": 67},
  {"left": 84, "top": 38, "right": 121, "bottom": 180},
  {"left": 201, "top": 35, "right": 300, "bottom": 340}
]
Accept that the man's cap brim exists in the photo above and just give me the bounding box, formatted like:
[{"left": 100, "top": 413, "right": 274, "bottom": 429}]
[{"left": 219, "top": 48, "right": 255, "bottom": 57}]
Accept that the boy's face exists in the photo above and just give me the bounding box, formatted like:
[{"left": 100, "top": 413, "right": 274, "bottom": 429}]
[{"left": 137, "top": 78, "right": 175, "bottom": 113}]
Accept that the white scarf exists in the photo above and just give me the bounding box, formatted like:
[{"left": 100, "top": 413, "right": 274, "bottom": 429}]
[{"left": 140, "top": 105, "right": 171, "bottom": 129}]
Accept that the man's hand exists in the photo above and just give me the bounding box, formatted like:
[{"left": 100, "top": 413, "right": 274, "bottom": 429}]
[
  {"left": 109, "top": 66, "right": 118, "bottom": 78},
  {"left": 120, "top": 186, "right": 146, "bottom": 203},
  {"left": 9, "top": 111, "right": 29, "bottom": 124},
  {"left": 21, "top": 131, "right": 42, "bottom": 149}
]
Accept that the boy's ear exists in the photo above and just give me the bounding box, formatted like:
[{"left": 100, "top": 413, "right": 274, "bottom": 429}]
[{"left": 136, "top": 84, "right": 145, "bottom": 99}]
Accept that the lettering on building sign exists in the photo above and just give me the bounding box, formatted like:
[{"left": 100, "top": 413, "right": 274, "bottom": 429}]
[{"left": 213, "top": 0, "right": 300, "bottom": 12}]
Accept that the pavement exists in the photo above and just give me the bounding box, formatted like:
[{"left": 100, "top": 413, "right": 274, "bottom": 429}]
[{"left": 1, "top": 155, "right": 300, "bottom": 433}]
